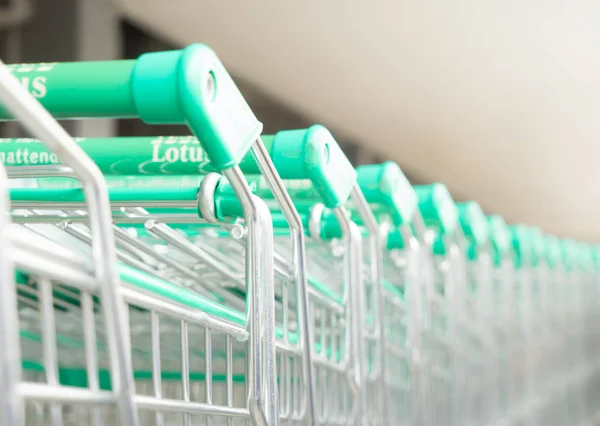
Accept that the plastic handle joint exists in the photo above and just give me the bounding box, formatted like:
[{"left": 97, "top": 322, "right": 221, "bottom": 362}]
[
  {"left": 415, "top": 183, "right": 459, "bottom": 235},
  {"left": 457, "top": 201, "right": 489, "bottom": 248},
  {"left": 132, "top": 44, "right": 262, "bottom": 170},
  {"left": 356, "top": 161, "right": 417, "bottom": 226},
  {"left": 0, "top": 44, "right": 262, "bottom": 170},
  {"left": 260, "top": 125, "right": 357, "bottom": 209}
]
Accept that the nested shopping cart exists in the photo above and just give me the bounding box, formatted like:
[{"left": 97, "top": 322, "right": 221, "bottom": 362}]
[
  {"left": 355, "top": 162, "right": 430, "bottom": 426},
  {"left": 0, "top": 44, "right": 329, "bottom": 426},
  {"left": 412, "top": 184, "right": 469, "bottom": 426},
  {"left": 456, "top": 201, "right": 496, "bottom": 426},
  {"left": 2, "top": 39, "right": 600, "bottom": 426},
  {"left": 486, "top": 214, "right": 514, "bottom": 422}
]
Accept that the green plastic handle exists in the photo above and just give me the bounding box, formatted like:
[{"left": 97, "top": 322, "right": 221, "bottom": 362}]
[
  {"left": 0, "top": 126, "right": 355, "bottom": 208},
  {"left": 509, "top": 225, "right": 532, "bottom": 269},
  {"left": 592, "top": 245, "right": 600, "bottom": 272},
  {"left": 457, "top": 202, "right": 488, "bottom": 248},
  {"left": 544, "top": 234, "right": 561, "bottom": 269},
  {"left": 0, "top": 44, "right": 262, "bottom": 170},
  {"left": 575, "top": 241, "right": 593, "bottom": 271},
  {"left": 257, "top": 126, "right": 356, "bottom": 208},
  {"left": 487, "top": 215, "right": 511, "bottom": 265},
  {"left": 457, "top": 202, "right": 489, "bottom": 261},
  {"left": 414, "top": 183, "right": 459, "bottom": 235},
  {"left": 560, "top": 239, "right": 583, "bottom": 272},
  {"left": 0, "top": 137, "right": 216, "bottom": 174},
  {"left": 356, "top": 161, "right": 417, "bottom": 226},
  {"left": 529, "top": 227, "right": 546, "bottom": 266}
]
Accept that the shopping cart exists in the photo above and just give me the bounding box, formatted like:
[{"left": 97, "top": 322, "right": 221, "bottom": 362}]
[
  {"left": 486, "top": 214, "right": 514, "bottom": 423},
  {"left": 456, "top": 201, "right": 495, "bottom": 426},
  {"left": 0, "top": 44, "right": 318, "bottom": 426},
  {"left": 2, "top": 40, "right": 600, "bottom": 426},
  {"left": 243, "top": 126, "right": 366, "bottom": 426},
  {"left": 355, "top": 162, "right": 429, "bottom": 426},
  {"left": 413, "top": 184, "right": 467, "bottom": 426}
]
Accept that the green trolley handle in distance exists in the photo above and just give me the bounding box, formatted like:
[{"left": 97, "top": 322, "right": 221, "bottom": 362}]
[
  {"left": 415, "top": 183, "right": 461, "bottom": 255},
  {"left": 457, "top": 201, "right": 489, "bottom": 261},
  {"left": 0, "top": 124, "right": 356, "bottom": 209},
  {"left": 0, "top": 44, "right": 261, "bottom": 170},
  {"left": 487, "top": 215, "right": 512, "bottom": 267}
]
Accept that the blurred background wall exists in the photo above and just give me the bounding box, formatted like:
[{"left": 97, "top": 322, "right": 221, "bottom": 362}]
[{"left": 1, "top": 0, "right": 598, "bottom": 240}]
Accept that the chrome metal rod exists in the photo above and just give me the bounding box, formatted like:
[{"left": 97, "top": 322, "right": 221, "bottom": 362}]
[
  {"left": 223, "top": 165, "right": 279, "bottom": 426},
  {"left": 0, "top": 160, "right": 23, "bottom": 426},
  {"left": 135, "top": 396, "right": 251, "bottom": 418},
  {"left": 333, "top": 206, "right": 368, "bottom": 426},
  {"left": 350, "top": 184, "right": 391, "bottom": 425},
  {"left": 0, "top": 59, "right": 138, "bottom": 426},
  {"left": 251, "top": 137, "right": 316, "bottom": 426}
]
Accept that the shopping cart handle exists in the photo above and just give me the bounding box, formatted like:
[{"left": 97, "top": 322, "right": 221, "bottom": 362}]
[
  {"left": 457, "top": 201, "right": 489, "bottom": 260},
  {"left": 544, "top": 234, "right": 562, "bottom": 269},
  {"left": 414, "top": 183, "right": 459, "bottom": 235},
  {"left": 509, "top": 225, "right": 534, "bottom": 268},
  {"left": 0, "top": 44, "right": 261, "bottom": 170},
  {"left": 249, "top": 126, "right": 357, "bottom": 209},
  {"left": 355, "top": 161, "right": 417, "bottom": 226},
  {"left": 386, "top": 229, "right": 407, "bottom": 250},
  {"left": 0, "top": 125, "right": 356, "bottom": 209},
  {"left": 487, "top": 214, "right": 511, "bottom": 266}
]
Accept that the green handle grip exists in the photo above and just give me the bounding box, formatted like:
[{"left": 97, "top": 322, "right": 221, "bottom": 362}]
[
  {"left": 0, "top": 44, "right": 262, "bottom": 170},
  {"left": 258, "top": 126, "right": 356, "bottom": 208},
  {"left": 414, "top": 183, "right": 459, "bottom": 235},
  {"left": 592, "top": 245, "right": 600, "bottom": 272},
  {"left": 0, "top": 137, "right": 216, "bottom": 174},
  {"left": 544, "top": 234, "right": 562, "bottom": 269},
  {"left": 530, "top": 227, "right": 546, "bottom": 266},
  {"left": 457, "top": 201, "right": 489, "bottom": 250},
  {"left": 0, "top": 125, "right": 355, "bottom": 208},
  {"left": 509, "top": 225, "right": 532, "bottom": 269},
  {"left": 356, "top": 162, "right": 417, "bottom": 226},
  {"left": 487, "top": 215, "right": 511, "bottom": 266}
]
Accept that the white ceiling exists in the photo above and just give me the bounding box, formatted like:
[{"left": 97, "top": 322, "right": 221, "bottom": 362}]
[{"left": 114, "top": 0, "right": 600, "bottom": 240}]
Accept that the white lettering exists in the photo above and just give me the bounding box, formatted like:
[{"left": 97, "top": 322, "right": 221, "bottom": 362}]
[
  {"left": 39, "top": 152, "right": 48, "bottom": 163},
  {"left": 32, "top": 77, "right": 47, "bottom": 98},
  {"left": 151, "top": 140, "right": 165, "bottom": 162},
  {"left": 189, "top": 147, "right": 201, "bottom": 163},
  {"left": 150, "top": 138, "right": 208, "bottom": 166},
  {"left": 30, "top": 152, "right": 38, "bottom": 164},
  {"left": 180, "top": 145, "right": 189, "bottom": 162},
  {"left": 165, "top": 147, "right": 179, "bottom": 162}
]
